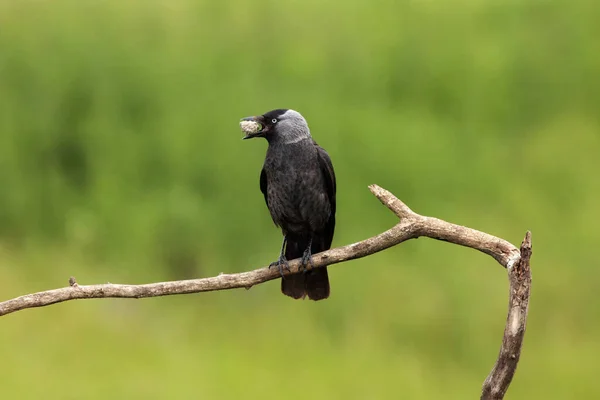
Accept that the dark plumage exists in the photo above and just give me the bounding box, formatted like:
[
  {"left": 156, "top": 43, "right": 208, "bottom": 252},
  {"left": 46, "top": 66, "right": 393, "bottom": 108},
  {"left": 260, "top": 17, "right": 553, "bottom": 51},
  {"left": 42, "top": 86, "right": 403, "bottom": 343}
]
[{"left": 241, "top": 109, "right": 336, "bottom": 300}]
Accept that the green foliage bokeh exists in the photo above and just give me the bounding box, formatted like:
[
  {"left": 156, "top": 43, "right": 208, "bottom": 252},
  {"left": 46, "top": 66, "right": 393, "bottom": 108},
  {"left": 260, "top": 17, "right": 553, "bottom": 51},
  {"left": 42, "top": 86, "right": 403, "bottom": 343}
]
[{"left": 0, "top": 0, "right": 598, "bottom": 398}]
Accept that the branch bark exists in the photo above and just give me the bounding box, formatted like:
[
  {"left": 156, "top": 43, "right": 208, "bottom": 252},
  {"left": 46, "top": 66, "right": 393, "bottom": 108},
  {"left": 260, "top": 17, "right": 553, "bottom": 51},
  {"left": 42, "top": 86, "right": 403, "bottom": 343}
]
[
  {"left": 0, "top": 184, "right": 531, "bottom": 399},
  {"left": 481, "top": 231, "right": 532, "bottom": 399}
]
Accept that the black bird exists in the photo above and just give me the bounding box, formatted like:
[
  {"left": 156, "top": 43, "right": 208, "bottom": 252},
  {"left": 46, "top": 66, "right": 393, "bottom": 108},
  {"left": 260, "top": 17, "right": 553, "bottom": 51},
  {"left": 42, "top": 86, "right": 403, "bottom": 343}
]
[{"left": 241, "top": 109, "right": 336, "bottom": 301}]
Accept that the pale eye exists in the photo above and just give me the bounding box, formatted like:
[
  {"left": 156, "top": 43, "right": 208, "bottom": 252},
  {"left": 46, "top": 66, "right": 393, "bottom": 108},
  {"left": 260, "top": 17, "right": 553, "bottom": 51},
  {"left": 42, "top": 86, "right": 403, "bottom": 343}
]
[{"left": 272, "top": 118, "right": 277, "bottom": 124}]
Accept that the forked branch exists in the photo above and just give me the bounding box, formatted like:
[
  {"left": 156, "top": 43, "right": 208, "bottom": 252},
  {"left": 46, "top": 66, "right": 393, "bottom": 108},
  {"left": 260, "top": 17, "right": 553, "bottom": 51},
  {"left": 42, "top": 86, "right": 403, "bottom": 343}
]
[{"left": 0, "top": 184, "right": 531, "bottom": 399}]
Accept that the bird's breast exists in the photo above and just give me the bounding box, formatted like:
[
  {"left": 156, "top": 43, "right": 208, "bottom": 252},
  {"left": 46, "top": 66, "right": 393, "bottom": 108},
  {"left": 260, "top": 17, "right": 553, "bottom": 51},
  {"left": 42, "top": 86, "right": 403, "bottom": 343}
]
[{"left": 264, "top": 153, "right": 330, "bottom": 233}]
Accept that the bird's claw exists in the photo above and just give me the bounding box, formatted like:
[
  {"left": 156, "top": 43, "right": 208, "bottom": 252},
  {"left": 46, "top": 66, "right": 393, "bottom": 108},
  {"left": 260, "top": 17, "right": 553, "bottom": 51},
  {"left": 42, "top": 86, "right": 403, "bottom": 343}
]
[
  {"left": 301, "top": 248, "right": 314, "bottom": 273},
  {"left": 269, "top": 256, "right": 291, "bottom": 278}
]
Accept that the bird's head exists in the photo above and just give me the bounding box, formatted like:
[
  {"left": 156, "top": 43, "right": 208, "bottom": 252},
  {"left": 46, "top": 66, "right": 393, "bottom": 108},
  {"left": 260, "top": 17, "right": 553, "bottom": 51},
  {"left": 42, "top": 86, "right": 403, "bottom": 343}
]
[{"left": 240, "top": 109, "right": 311, "bottom": 144}]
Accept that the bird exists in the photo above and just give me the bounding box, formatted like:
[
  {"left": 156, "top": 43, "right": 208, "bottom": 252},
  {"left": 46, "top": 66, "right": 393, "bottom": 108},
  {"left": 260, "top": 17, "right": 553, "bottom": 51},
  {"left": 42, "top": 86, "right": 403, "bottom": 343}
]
[{"left": 240, "top": 109, "right": 336, "bottom": 301}]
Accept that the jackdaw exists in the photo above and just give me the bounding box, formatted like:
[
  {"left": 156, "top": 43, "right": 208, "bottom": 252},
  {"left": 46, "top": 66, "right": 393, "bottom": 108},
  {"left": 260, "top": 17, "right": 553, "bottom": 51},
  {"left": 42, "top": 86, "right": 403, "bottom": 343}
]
[{"left": 240, "top": 109, "right": 336, "bottom": 301}]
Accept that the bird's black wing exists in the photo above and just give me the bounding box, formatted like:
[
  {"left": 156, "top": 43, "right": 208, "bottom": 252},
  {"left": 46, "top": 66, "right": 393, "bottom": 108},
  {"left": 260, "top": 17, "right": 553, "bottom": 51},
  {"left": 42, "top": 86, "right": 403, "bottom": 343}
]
[
  {"left": 315, "top": 144, "right": 336, "bottom": 247},
  {"left": 259, "top": 167, "right": 268, "bottom": 207},
  {"left": 288, "top": 143, "right": 336, "bottom": 301},
  {"left": 316, "top": 145, "right": 336, "bottom": 215}
]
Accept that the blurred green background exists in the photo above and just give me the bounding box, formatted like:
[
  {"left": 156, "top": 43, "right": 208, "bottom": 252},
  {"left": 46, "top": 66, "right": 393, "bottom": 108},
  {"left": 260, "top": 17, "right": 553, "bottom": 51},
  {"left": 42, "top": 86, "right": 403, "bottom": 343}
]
[{"left": 0, "top": 0, "right": 598, "bottom": 398}]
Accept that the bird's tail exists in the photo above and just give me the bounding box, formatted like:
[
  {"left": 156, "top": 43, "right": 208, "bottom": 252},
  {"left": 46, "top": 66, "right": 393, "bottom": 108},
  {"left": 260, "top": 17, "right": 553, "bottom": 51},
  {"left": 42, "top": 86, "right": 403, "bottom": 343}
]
[{"left": 281, "top": 235, "right": 330, "bottom": 301}]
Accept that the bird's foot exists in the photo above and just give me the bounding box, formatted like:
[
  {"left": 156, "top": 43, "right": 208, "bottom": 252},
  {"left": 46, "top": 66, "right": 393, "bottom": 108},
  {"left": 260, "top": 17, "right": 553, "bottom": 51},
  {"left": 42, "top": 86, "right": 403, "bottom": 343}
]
[
  {"left": 269, "top": 255, "right": 291, "bottom": 278},
  {"left": 301, "top": 248, "right": 314, "bottom": 273}
]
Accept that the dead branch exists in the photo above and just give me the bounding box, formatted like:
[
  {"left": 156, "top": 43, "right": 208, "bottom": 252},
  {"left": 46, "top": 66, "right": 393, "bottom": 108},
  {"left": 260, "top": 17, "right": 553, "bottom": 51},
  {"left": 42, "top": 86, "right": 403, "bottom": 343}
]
[
  {"left": 481, "top": 231, "right": 532, "bottom": 399},
  {"left": 0, "top": 184, "right": 531, "bottom": 399}
]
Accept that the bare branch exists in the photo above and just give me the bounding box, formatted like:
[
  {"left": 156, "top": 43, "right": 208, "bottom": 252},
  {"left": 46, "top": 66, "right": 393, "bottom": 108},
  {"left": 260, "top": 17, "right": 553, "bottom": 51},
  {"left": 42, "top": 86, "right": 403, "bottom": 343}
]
[
  {"left": 368, "top": 184, "right": 414, "bottom": 218},
  {"left": 481, "top": 231, "right": 532, "bottom": 400},
  {"left": 0, "top": 184, "right": 532, "bottom": 399}
]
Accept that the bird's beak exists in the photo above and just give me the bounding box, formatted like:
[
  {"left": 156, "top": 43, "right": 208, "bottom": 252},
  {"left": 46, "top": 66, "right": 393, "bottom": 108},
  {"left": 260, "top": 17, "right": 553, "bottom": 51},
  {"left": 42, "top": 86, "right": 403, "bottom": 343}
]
[{"left": 240, "top": 116, "right": 266, "bottom": 140}]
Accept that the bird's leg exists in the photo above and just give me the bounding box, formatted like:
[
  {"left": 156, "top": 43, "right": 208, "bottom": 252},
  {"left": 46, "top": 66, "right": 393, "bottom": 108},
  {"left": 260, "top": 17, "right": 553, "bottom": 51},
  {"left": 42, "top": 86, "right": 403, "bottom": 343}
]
[
  {"left": 269, "top": 236, "right": 291, "bottom": 278},
  {"left": 301, "top": 237, "right": 314, "bottom": 273}
]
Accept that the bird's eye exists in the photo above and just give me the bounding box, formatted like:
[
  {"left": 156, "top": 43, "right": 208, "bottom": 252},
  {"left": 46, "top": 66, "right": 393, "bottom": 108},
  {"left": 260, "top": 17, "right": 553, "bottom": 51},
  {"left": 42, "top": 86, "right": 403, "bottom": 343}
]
[{"left": 272, "top": 118, "right": 277, "bottom": 124}]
